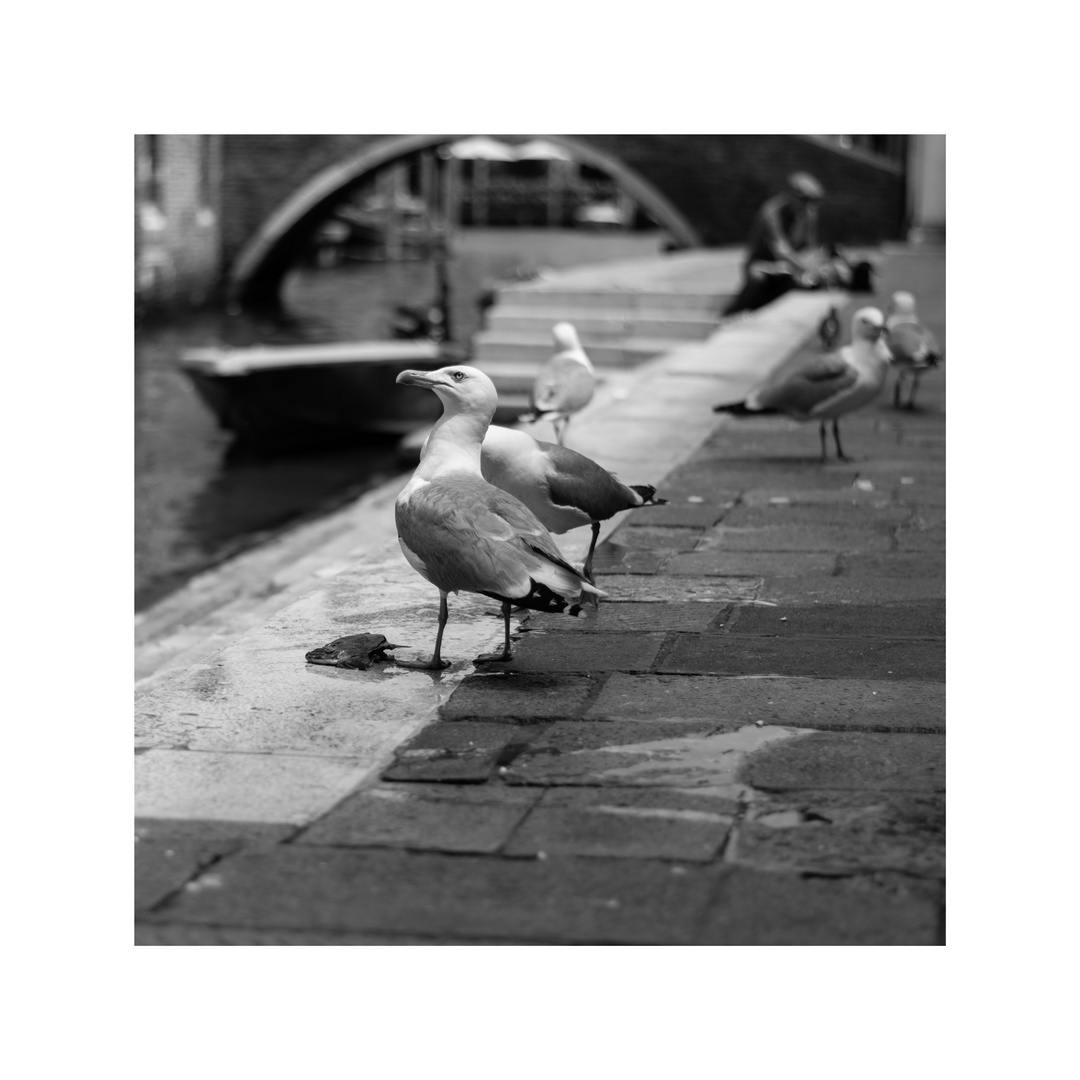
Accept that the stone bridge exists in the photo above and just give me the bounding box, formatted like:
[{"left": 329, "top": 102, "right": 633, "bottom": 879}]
[{"left": 220, "top": 134, "right": 907, "bottom": 306}]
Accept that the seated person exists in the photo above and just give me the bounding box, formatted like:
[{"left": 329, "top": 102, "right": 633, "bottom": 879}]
[{"left": 722, "top": 172, "right": 872, "bottom": 317}]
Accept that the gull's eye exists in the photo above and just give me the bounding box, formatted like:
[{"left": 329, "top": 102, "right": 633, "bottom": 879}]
[{"left": 450, "top": 370, "right": 466, "bottom": 382}]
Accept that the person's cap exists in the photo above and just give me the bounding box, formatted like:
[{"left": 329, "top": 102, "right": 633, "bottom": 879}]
[{"left": 788, "top": 172, "right": 825, "bottom": 200}]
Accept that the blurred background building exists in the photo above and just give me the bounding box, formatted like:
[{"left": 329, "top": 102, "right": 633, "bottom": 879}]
[{"left": 135, "top": 134, "right": 945, "bottom": 313}]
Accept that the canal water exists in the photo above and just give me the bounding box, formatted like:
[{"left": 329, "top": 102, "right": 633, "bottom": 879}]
[{"left": 135, "top": 227, "right": 665, "bottom": 611}]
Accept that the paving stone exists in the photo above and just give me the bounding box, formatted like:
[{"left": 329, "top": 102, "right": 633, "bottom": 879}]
[
  {"left": 698, "top": 524, "right": 892, "bottom": 553},
  {"left": 585, "top": 674, "right": 945, "bottom": 732},
  {"left": 298, "top": 782, "right": 543, "bottom": 853},
  {"left": 381, "top": 721, "right": 529, "bottom": 783},
  {"left": 727, "top": 600, "right": 945, "bottom": 638},
  {"left": 893, "top": 523, "right": 946, "bottom": 552},
  {"left": 722, "top": 502, "right": 910, "bottom": 529},
  {"left": 742, "top": 732, "right": 945, "bottom": 792},
  {"left": 592, "top": 526, "right": 705, "bottom": 574},
  {"left": 504, "top": 787, "right": 737, "bottom": 861},
  {"left": 761, "top": 574, "right": 946, "bottom": 604},
  {"left": 589, "top": 550, "right": 667, "bottom": 574},
  {"left": 659, "top": 635, "right": 944, "bottom": 680},
  {"left": 136, "top": 835, "right": 243, "bottom": 911},
  {"left": 733, "top": 791, "right": 945, "bottom": 877},
  {"left": 135, "top": 923, "right": 523, "bottom": 945},
  {"left": 840, "top": 553, "right": 945, "bottom": 579},
  {"left": 666, "top": 550, "right": 838, "bottom": 577},
  {"left": 154, "top": 846, "right": 723, "bottom": 945},
  {"left": 622, "top": 501, "right": 734, "bottom": 528},
  {"left": 503, "top": 719, "right": 806, "bottom": 788},
  {"left": 740, "top": 487, "right": 901, "bottom": 509},
  {"left": 696, "top": 866, "right": 941, "bottom": 945},
  {"left": 526, "top": 602, "right": 730, "bottom": 635},
  {"left": 440, "top": 673, "right": 595, "bottom": 721},
  {"left": 501, "top": 631, "right": 667, "bottom": 673},
  {"left": 594, "top": 576, "right": 762, "bottom": 602}
]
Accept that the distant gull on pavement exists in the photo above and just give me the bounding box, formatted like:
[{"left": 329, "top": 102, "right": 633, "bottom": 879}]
[
  {"left": 817, "top": 304, "right": 841, "bottom": 351},
  {"left": 713, "top": 307, "right": 893, "bottom": 462},
  {"left": 518, "top": 322, "right": 596, "bottom": 446},
  {"left": 394, "top": 365, "right": 604, "bottom": 669},
  {"left": 885, "top": 291, "right": 942, "bottom": 410},
  {"left": 481, "top": 424, "right": 668, "bottom": 582}
]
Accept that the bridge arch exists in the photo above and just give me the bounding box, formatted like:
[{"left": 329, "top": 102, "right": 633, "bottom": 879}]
[{"left": 228, "top": 133, "right": 704, "bottom": 306}]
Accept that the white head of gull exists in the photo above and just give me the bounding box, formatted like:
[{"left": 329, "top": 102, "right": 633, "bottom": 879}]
[
  {"left": 394, "top": 364, "right": 604, "bottom": 670},
  {"left": 884, "top": 292, "right": 942, "bottom": 410},
  {"left": 518, "top": 321, "right": 596, "bottom": 446},
  {"left": 481, "top": 424, "right": 667, "bottom": 582},
  {"left": 713, "top": 306, "right": 893, "bottom": 462}
]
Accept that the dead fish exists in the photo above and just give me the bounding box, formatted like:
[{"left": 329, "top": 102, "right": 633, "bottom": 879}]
[{"left": 305, "top": 634, "right": 403, "bottom": 669}]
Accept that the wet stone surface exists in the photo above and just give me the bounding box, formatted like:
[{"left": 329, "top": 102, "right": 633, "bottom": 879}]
[
  {"left": 298, "top": 782, "right": 543, "bottom": 853},
  {"left": 585, "top": 674, "right": 945, "bottom": 732},
  {"left": 439, "top": 672, "right": 597, "bottom": 722},
  {"left": 659, "top": 635, "right": 945, "bottom": 680},
  {"left": 500, "top": 631, "right": 667, "bottom": 673},
  {"left": 696, "top": 866, "right": 942, "bottom": 945},
  {"left": 727, "top": 600, "right": 945, "bottom": 639},
  {"left": 741, "top": 731, "right": 946, "bottom": 792},
  {"left": 525, "top": 602, "right": 731, "bottom": 635},
  {"left": 734, "top": 790, "right": 945, "bottom": 877},
  {"left": 504, "top": 786, "right": 738, "bottom": 862},
  {"left": 667, "top": 550, "right": 839, "bottom": 578},
  {"left": 153, "top": 846, "right": 726, "bottom": 945},
  {"left": 381, "top": 721, "right": 543, "bottom": 784},
  {"left": 592, "top": 576, "right": 762, "bottom": 603}
]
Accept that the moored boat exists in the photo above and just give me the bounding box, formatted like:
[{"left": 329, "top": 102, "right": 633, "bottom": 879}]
[{"left": 179, "top": 340, "right": 461, "bottom": 450}]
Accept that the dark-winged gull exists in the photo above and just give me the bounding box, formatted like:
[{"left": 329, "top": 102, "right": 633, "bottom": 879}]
[
  {"left": 481, "top": 424, "right": 667, "bottom": 583},
  {"left": 518, "top": 322, "right": 596, "bottom": 446},
  {"left": 713, "top": 307, "right": 892, "bottom": 462},
  {"left": 885, "top": 291, "right": 942, "bottom": 410},
  {"left": 394, "top": 365, "right": 604, "bottom": 670}
]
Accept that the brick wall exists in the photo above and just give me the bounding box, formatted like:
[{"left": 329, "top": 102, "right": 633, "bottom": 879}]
[
  {"left": 218, "top": 135, "right": 907, "bottom": 302},
  {"left": 135, "top": 134, "right": 222, "bottom": 307}
]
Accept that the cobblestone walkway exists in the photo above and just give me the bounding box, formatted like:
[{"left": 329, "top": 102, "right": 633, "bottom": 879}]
[{"left": 137, "top": 250, "right": 945, "bottom": 945}]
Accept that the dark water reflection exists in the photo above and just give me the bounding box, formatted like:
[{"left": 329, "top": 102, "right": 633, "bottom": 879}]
[{"left": 135, "top": 228, "right": 663, "bottom": 611}]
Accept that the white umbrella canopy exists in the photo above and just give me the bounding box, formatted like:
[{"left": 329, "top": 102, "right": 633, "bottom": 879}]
[
  {"left": 514, "top": 138, "right": 572, "bottom": 161},
  {"left": 446, "top": 136, "right": 518, "bottom": 161}
]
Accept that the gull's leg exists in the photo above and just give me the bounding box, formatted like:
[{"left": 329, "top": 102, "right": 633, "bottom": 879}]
[
  {"left": 555, "top": 416, "right": 569, "bottom": 446},
  {"left": 893, "top": 374, "right": 903, "bottom": 409},
  {"left": 582, "top": 521, "right": 601, "bottom": 583},
  {"left": 395, "top": 591, "right": 452, "bottom": 670},
  {"left": 819, "top": 421, "right": 828, "bottom": 462},
  {"left": 476, "top": 600, "right": 514, "bottom": 662},
  {"left": 905, "top": 372, "right": 921, "bottom": 410},
  {"left": 832, "top": 418, "right": 850, "bottom": 461}
]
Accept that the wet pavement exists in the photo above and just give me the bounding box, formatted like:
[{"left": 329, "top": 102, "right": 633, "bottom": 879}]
[{"left": 136, "top": 246, "right": 945, "bottom": 945}]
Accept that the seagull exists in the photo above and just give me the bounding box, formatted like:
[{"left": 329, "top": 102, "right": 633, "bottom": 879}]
[
  {"left": 818, "top": 305, "right": 841, "bottom": 351},
  {"left": 394, "top": 365, "right": 604, "bottom": 670},
  {"left": 885, "top": 291, "right": 942, "bottom": 410},
  {"left": 518, "top": 322, "right": 596, "bottom": 445},
  {"left": 712, "top": 307, "right": 892, "bottom": 462},
  {"left": 481, "top": 425, "right": 668, "bottom": 582}
]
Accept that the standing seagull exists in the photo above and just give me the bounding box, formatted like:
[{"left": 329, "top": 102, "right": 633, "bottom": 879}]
[
  {"left": 712, "top": 307, "right": 892, "bottom": 462},
  {"left": 885, "top": 291, "right": 942, "bottom": 410},
  {"left": 481, "top": 425, "right": 668, "bottom": 582},
  {"left": 394, "top": 365, "right": 604, "bottom": 670},
  {"left": 518, "top": 322, "right": 596, "bottom": 446}
]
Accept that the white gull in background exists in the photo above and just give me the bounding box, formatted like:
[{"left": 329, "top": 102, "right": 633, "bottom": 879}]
[
  {"left": 394, "top": 365, "right": 603, "bottom": 669},
  {"left": 885, "top": 291, "right": 942, "bottom": 410},
  {"left": 713, "top": 307, "right": 893, "bottom": 461},
  {"left": 481, "top": 425, "right": 668, "bottom": 582},
  {"left": 518, "top": 321, "right": 596, "bottom": 446}
]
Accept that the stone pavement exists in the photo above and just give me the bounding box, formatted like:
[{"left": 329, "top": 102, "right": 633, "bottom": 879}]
[{"left": 136, "top": 248, "right": 945, "bottom": 946}]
